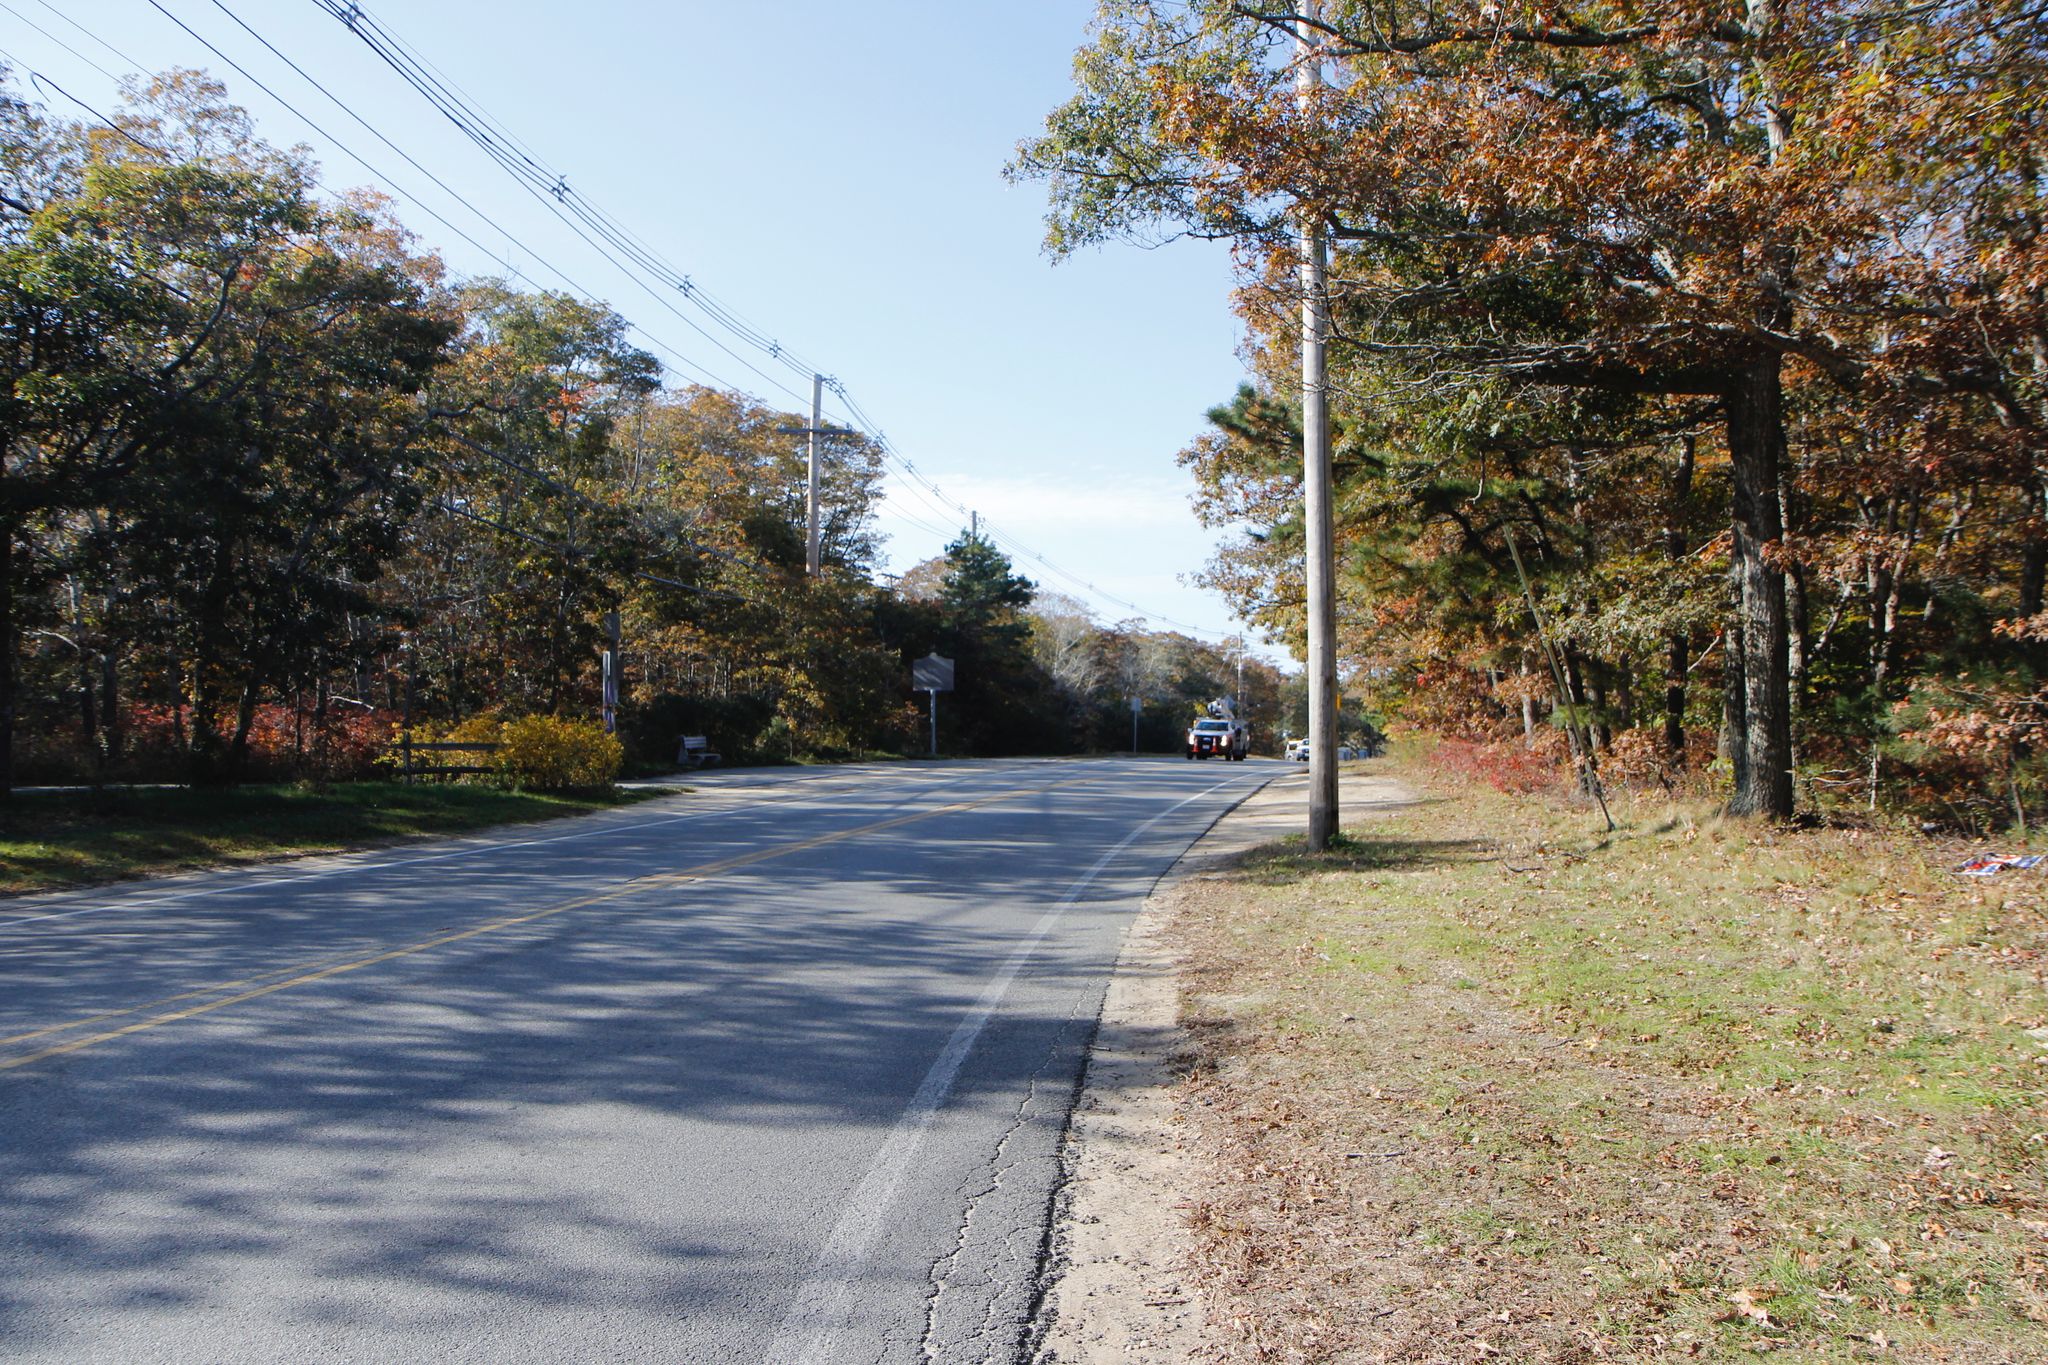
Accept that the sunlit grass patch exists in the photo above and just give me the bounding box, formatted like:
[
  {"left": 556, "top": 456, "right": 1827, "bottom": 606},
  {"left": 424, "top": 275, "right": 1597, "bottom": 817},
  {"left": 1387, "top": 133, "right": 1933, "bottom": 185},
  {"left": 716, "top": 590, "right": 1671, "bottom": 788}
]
[{"left": 1168, "top": 747, "right": 2048, "bottom": 1363}]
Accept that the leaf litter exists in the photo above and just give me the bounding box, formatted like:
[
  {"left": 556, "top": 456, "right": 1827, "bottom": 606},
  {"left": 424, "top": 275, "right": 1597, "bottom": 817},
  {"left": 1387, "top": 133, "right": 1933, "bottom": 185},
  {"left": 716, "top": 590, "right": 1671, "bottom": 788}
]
[{"left": 1159, "top": 754, "right": 2048, "bottom": 1363}]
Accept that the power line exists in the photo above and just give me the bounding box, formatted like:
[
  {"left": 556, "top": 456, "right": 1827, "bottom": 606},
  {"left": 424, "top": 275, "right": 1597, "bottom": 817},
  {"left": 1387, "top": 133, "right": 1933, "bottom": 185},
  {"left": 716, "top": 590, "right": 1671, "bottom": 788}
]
[
  {"left": 302, "top": 1, "right": 1234, "bottom": 638},
  {"left": 132, "top": 0, "right": 764, "bottom": 397},
  {"left": 323, "top": 1, "right": 828, "bottom": 383},
  {"left": 302, "top": 0, "right": 815, "bottom": 408},
  {"left": 0, "top": 49, "right": 758, "bottom": 610},
  {"left": 22, "top": 0, "right": 1242, "bottom": 640},
  {"left": 1, "top": 10, "right": 775, "bottom": 599}
]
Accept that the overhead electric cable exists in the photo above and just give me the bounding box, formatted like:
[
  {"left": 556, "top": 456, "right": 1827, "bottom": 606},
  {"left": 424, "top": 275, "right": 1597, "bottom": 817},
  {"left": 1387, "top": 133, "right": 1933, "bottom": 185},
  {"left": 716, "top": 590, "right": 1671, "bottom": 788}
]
[
  {"left": 18, "top": 6, "right": 776, "bottom": 587},
  {"left": 135, "top": 0, "right": 767, "bottom": 397},
  {"left": 318, "top": 1, "right": 827, "bottom": 382},
  {"left": 292, "top": 0, "right": 1243, "bottom": 638},
  {"left": 301, "top": 0, "right": 814, "bottom": 407},
  {"left": 19, "top": 0, "right": 1231, "bottom": 637},
  {"left": 1, "top": 53, "right": 165, "bottom": 157}
]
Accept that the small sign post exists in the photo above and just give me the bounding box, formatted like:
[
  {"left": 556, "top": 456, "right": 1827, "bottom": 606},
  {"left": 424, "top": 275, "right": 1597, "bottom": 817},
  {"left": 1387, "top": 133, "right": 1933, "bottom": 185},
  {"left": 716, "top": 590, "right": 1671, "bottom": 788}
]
[
  {"left": 912, "top": 653, "right": 955, "bottom": 757},
  {"left": 1129, "top": 695, "right": 1141, "bottom": 755},
  {"left": 601, "top": 612, "right": 621, "bottom": 735}
]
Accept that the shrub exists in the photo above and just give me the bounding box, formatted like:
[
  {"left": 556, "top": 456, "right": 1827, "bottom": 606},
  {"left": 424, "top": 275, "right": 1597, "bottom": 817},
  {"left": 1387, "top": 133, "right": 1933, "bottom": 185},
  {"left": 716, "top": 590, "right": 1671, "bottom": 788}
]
[
  {"left": 1431, "top": 733, "right": 1570, "bottom": 794},
  {"left": 1603, "top": 727, "right": 1680, "bottom": 791},
  {"left": 392, "top": 714, "right": 621, "bottom": 790},
  {"left": 491, "top": 715, "right": 623, "bottom": 790}
]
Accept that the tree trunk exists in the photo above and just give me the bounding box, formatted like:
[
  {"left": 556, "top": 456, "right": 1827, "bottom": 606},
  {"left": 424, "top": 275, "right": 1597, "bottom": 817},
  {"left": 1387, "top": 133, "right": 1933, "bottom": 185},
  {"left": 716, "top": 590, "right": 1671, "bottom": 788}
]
[
  {"left": 1591, "top": 665, "right": 1612, "bottom": 750},
  {"left": 2022, "top": 480, "right": 2048, "bottom": 617},
  {"left": 1724, "top": 357, "right": 1794, "bottom": 817},
  {"left": 99, "top": 649, "right": 122, "bottom": 768},
  {"left": 1869, "top": 491, "right": 1919, "bottom": 703},
  {"left": 0, "top": 523, "right": 14, "bottom": 799},
  {"left": 227, "top": 676, "right": 260, "bottom": 782},
  {"left": 77, "top": 651, "right": 97, "bottom": 759},
  {"left": 1520, "top": 658, "right": 1537, "bottom": 748},
  {"left": 313, "top": 673, "right": 330, "bottom": 780},
  {"left": 1665, "top": 634, "right": 1689, "bottom": 762},
  {"left": 1664, "top": 435, "right": 1696, "bottom": 764},
  {"left": 188, "top": 541, "right": 246, "bottom": 784},
  {"left": 1780, "top": 474, "right": 1810, "bottom": 738},
  {"left": 1723, "top": 609, "right": 1749, "bottom": 798}
]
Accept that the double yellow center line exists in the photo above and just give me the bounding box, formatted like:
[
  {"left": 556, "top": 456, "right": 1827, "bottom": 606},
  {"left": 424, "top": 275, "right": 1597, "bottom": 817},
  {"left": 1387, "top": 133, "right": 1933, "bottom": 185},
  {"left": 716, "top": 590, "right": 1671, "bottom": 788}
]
[{"left": 0, "top": 785, "right": 1031, "bottom": 1075}]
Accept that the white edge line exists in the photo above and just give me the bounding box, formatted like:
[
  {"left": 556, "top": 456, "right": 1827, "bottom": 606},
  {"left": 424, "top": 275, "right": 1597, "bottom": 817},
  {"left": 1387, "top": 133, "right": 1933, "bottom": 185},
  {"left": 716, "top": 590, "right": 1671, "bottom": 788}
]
[{"left": 769, "top": 771, "right": 1256, "bottom": 1365}]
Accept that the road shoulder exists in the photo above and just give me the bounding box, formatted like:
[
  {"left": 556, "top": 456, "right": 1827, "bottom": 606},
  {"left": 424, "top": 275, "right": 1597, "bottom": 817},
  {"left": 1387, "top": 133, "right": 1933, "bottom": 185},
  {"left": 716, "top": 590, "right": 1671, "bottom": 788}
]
[{"left": 1032, "top": 767, "right": 1408, "bottom": 1363}]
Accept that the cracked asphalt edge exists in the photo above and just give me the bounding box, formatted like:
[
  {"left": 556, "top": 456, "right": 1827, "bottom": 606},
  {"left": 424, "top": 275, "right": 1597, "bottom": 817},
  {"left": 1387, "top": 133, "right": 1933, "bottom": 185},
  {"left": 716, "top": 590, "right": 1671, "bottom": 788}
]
[
  {"left": 922, "top": 998, "right": 1091, "bottom": 1364},
  {"left": 1025, "top": 765, "right": 1408, "bottom": 1365},
  {"left": 1024, "top": 764, "right": 1305, "bottom": 1365}
]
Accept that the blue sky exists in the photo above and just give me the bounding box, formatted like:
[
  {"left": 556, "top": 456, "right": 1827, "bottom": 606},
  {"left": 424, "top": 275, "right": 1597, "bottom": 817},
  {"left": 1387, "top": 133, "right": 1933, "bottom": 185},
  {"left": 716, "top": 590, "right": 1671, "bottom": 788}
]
[{"left": 4, "top": 1, "right": 1272, "bottom": 650}]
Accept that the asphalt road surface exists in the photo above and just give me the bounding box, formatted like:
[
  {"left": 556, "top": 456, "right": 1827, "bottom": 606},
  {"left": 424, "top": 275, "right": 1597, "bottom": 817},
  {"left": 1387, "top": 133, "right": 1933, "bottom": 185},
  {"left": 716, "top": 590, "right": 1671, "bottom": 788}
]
[{"left": 0, "top": 757, "right": 1282, "bottom": 1364}]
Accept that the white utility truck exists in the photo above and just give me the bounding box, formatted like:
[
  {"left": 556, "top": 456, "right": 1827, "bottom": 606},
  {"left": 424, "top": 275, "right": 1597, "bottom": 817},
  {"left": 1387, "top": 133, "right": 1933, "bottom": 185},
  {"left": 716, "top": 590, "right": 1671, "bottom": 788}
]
[{"left": 1185, "top": 698, "right": 1251, "bottom": 761}]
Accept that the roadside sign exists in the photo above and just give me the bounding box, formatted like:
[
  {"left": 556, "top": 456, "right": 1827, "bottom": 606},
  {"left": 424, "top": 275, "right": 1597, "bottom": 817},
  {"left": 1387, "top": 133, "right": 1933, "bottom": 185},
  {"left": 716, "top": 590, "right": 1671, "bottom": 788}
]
[
  {"left": 912, "top": 653, "right": 955, "bottom": 692},
  {"left": 601, "top": 650, "right": 619, "bottom": 734},
  {"left": 1128, "top": 696, "right": 1141, "bottom": 714},
  {"left": 913, "top": 654, "right": 954, "bottom": 757}
]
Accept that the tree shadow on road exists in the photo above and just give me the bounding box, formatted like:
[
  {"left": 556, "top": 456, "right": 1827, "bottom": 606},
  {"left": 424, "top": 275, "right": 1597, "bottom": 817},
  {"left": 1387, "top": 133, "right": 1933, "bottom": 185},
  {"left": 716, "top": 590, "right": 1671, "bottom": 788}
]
[{"left": 0, "top": 768, "right": 1214, "bottom": 1358}]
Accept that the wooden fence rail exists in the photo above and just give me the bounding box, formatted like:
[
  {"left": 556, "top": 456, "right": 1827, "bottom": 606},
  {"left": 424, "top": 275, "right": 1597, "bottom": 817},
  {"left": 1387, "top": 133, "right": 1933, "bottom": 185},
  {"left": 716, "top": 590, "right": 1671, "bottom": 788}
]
[{"left": 392, "top": 736, "right": 502, "bottom": 782}]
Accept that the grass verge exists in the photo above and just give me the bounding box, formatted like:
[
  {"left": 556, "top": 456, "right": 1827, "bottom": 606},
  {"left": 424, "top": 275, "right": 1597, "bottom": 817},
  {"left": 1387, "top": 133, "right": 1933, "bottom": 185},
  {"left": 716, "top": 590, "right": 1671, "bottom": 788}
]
[
  {"left": 0, "top": 781, "right": 659, "bottom": 898},
  {"left": 1170, "top": 748, "right": 2048, "bottom": 1362}
]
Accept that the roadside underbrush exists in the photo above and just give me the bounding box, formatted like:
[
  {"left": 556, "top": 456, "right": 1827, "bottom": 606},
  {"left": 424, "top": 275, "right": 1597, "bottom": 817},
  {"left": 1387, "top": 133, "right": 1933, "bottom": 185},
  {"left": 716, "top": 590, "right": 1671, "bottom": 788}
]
[
  {"left": 1169, "top": 752, "right": 2048, "bottom": 1362},
  {"left": 0, "top": 782, "right": 657, "bottom": 898}
]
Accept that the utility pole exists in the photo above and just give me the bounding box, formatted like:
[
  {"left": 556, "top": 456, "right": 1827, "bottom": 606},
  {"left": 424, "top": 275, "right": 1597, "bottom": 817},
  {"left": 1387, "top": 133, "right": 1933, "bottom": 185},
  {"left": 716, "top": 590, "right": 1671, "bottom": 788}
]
[
  {"left": 601, "top": 610, "right": 620, "bottom": 735},
  {"left": 775, "top": 374, "right": 853, "bottom": 577},
  {"left": 1298, "top": 5, "right": 1339, "bottom": 851},
  {"left": 805, "top": 374, "right": 822, "bottom": 577}
]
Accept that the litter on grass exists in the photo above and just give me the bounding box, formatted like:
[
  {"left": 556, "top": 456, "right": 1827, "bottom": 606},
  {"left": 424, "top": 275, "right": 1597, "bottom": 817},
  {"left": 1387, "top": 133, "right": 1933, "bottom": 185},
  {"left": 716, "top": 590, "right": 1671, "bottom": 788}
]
[{"left": 1957, "top": 853, "right": 2046, "bottom": 877}]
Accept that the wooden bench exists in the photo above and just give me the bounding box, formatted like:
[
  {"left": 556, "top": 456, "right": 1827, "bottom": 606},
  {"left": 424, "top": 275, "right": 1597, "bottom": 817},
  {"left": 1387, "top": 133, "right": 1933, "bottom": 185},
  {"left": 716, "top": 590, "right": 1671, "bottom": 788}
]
[{"left": 677, "top": 735, "right": 722, "bottom": 769}]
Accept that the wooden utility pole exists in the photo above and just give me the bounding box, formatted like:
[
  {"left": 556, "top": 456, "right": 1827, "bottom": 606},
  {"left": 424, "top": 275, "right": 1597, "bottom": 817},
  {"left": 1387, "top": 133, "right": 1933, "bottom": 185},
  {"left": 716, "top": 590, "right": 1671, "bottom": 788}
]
[
  {"left": 806, "top": 374, "right": 823, "bottom": 576},
  {"left": 1298, "top": 5, "right": 1339, "bottom": 851},
  {"left": 775, "top": 374, "right": 852, "bottom": 577}
]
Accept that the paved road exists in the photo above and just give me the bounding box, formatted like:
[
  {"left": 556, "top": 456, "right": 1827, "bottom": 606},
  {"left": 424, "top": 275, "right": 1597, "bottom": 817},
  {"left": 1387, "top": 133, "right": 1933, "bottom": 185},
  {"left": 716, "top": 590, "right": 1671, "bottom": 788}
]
[{"left": 0, "top": 757, "right": 1284, "bottom": 1364}]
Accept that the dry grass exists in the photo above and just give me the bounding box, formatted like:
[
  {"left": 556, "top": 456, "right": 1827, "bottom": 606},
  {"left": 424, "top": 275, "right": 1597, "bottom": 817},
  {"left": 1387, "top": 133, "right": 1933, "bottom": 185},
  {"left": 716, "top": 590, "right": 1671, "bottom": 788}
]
[{"left": 1167, "top": 749, "right": 2048, "bottom": 1363}]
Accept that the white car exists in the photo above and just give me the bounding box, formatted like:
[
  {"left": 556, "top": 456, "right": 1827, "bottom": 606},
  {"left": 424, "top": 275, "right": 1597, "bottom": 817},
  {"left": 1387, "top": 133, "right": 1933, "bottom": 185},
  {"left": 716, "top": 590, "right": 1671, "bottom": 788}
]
[{"left": 1285, "top": 739, "right": 1308, "bottom": 761}]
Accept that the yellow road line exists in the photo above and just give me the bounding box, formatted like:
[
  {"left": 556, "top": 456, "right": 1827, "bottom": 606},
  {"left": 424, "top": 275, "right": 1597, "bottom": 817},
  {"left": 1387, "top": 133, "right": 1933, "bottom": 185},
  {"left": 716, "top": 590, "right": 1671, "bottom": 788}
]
[
  {"left": 0, "top": 948, "right": 374, "bottom": 1050},
  {"left": 0, "top": 787, "right": 1027, "bottom": 1074}
]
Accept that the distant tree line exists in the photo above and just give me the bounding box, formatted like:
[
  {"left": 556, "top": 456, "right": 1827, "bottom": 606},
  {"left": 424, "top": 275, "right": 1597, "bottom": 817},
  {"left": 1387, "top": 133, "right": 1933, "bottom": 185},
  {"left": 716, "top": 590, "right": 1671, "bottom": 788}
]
[
  {"left": 1, "top": 69, "right": 1264, "bottom": 789},
  {"left": 1018, "top": 0, "right": 2047, "bottom": 827}
]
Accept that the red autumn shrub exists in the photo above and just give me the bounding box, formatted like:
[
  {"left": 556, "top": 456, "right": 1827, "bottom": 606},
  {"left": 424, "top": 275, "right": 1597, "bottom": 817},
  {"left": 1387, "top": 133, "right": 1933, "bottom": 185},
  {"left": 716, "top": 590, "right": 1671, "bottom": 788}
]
[{"left": 1431, "top": 733, "right": 1570, "bottom": 794}]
